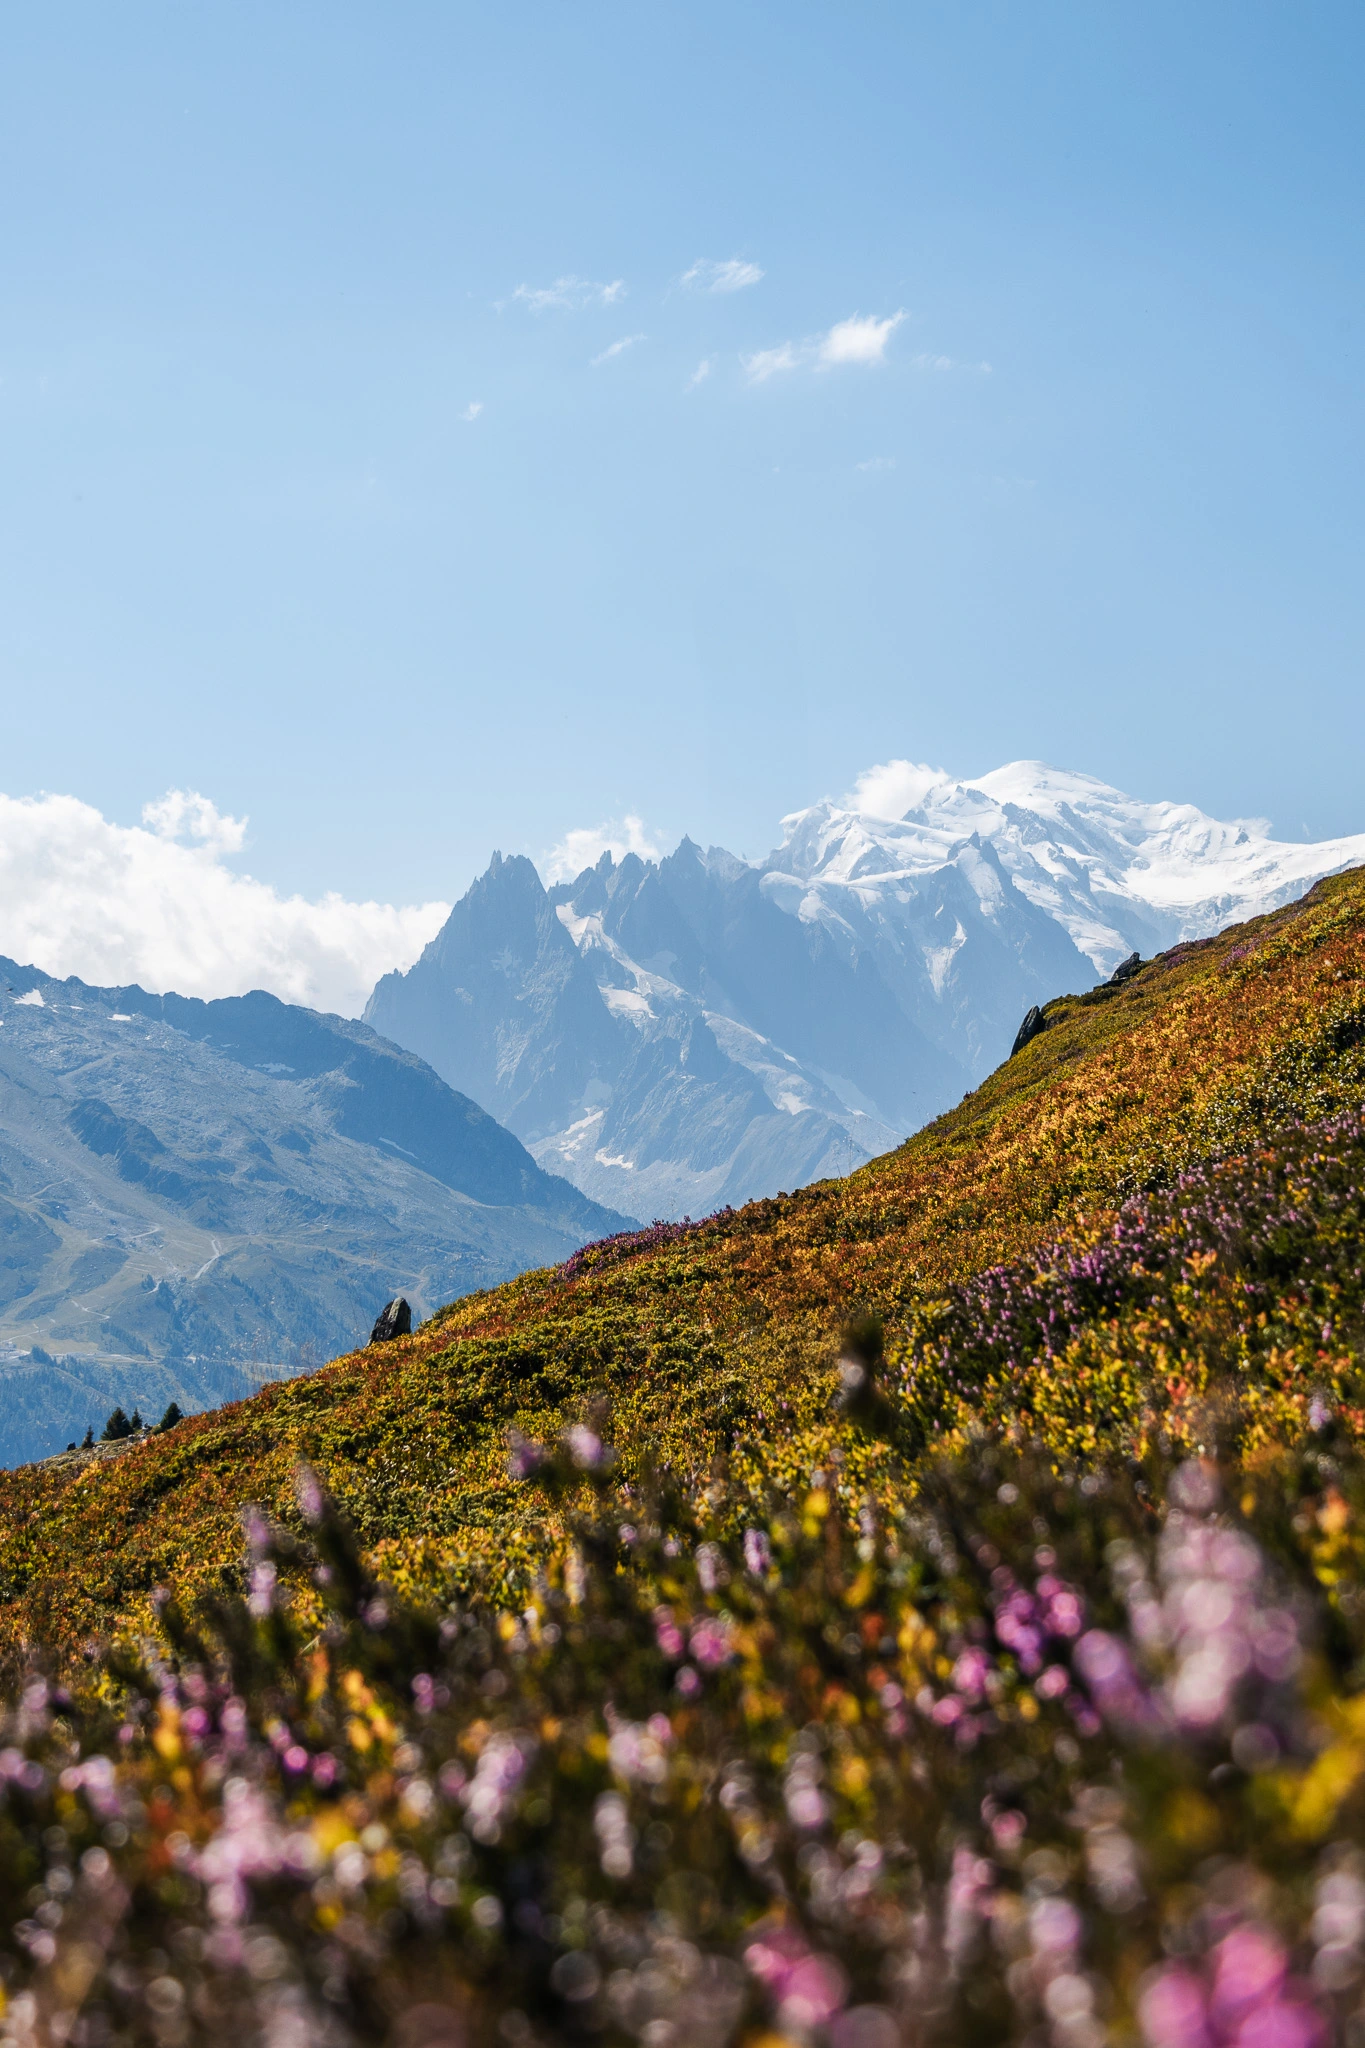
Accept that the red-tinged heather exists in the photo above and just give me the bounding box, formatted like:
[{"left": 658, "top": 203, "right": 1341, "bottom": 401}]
[{"left": 0, "top": 874, "right": 1359, "bottom": 2040}]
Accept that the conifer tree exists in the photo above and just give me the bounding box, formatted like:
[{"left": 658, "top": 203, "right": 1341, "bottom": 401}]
[
  {"left": 157, "top": 1402, "right": 183, "bottom": 1432},
  {"left": 101, "top": 1407, "right": 131, "bottom": 1442}
]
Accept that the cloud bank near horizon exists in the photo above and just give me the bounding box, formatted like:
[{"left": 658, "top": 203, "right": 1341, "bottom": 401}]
[{"left": 0, "top": 791, "right": 449, "bottom": 1017}]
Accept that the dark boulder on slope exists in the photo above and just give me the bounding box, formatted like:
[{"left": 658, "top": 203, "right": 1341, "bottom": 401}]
[
  {"left": 1010, "top": 1006, "right": 1049, "bottom": 1057},
  {"left": 370, "top": 1297, "right": 412, "bottom": 1344}
]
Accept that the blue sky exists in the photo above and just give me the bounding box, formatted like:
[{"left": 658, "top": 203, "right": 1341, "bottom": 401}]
[{"left": 2, "top": 1, "right": 1363, "bottom": 902}]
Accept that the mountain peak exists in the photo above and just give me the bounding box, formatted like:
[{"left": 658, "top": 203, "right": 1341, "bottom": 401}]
[
  {"left": 773, "top": 759, "right": 1365, "bottom": 975},
  {"left": 479, "top": 849, "right": 544, "bottom": 893},
  {"left": 365, "top": 758, "right": 1365, "bottom": 1227}
]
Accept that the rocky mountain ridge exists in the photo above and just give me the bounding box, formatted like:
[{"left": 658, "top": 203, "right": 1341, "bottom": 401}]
[{"left": 366, "top": 760, "right": 1365, "bottom": 1218}]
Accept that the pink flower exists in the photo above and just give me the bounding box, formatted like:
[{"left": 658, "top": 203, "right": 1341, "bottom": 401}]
[
  {"left": 746, "top": 1925, "right": 807, "bottom": 1991},
  {"left": 1046, "top": 1590, "right": 1085, "bottom": 1637},
  {"left": 784, "top": 1755, "right": 826, "bottom": 1829},
  {"left": 565, "top": 1424, "right": 604, "bottom": 1469},
  {"left": 1236, "top": 2005, "right": 1324, "bottom": 2048},
  {"left": 507, "top": 1432, "right": 544, "bottom": 1480},
  {"left": 952, "top": 1648, "right": 992, "bottom": 1701},
  {"left": 194, "top": 1778, "right": 291, "bottom": 1925},
  {"left": 1030, "top": 1896, "right": 1081, "bottom": 1957},
  {"left": 1139, "top": 1965, "right": 1210, "bottom": 2048},
  {"left": 607, "top": 1719, "right": 670, "bottom": 1785},
  {"left": 1074, "top": 1629, "right": 1156, "bottom": 1731},
  {"left": 437, "top": 1760, "right": 467, "bottom": 1799},
  {"left": 780, "top": 1954, "right": 849, "bottom": 2029},
  {"left": 293, "top": 1463, "right": 324, "bottom": 1524},
  {"left": 946, "top": 1845, "right": 996, "bottom": 1964},
  {"left": 653, "top": 1607, "right": 685, "bottom": 1659},
  {"left": 461, "top": 1735, "right": 533, "bottom": 1843},
  {"left": 696, "top": 1543, "right": 724, "bottom": 1593},
  {"left": 248, "top": 1561, "right": 276, "bottom": 1618},
  {"left": 689, "top": 1617, "right": 734, "bottom": 1669},
  {"left": 1211, "top": 1927, "right": 1287, "bottom": 2027},
  {"left": 990, "top": 1809, "right": 1026, "bottom": 1850},
  {"left": 745, "top": 1927, "right": 848, "bottom": 2026}
]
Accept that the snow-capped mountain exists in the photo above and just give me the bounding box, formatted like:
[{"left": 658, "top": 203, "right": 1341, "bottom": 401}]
[
  {"left": 365, "top": 847, "right": 939, "bottom": 1221},
  {"left": 774, "top": 759, "right": 1365, "bottom": 982},
  {"left": 366, "top": 761, "right": 1365, "bottom": 1222}
]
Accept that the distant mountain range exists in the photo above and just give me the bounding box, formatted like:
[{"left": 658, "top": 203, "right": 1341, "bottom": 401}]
[
  {"left": 1, "top": 757, "right": 1359, "bottom": 1466},
  {"left": 367, "top": 761, "right": 1365, "bottom": 1218},
  {"left": 0, "top": 962, "right": 626, "bottom": 1466}
]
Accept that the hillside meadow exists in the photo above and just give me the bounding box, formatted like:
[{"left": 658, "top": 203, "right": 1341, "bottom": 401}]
[
  {"left": 2, "top": 866, "right": 1364, "bottom": 1650},
  {"left": 0, "top": 869, "right": 1360, "bottom": 2043}
]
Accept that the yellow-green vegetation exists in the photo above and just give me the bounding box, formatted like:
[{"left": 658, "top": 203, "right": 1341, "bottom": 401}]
[
  {"left": 0, "top": 870, "right": 1363, "bottom": 2044},
  {"left": 2, "top": 867, "right": 1364, "bottom": 1650}
]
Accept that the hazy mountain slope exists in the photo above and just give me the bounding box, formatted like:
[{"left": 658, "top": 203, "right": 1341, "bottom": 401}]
[
  {"left": 366, "top": 765, "right": 1364, "bottom": 1222},
  {"left": 364, "top": 852, "right": 627, "bottom": 1139},
  {"left": 367, "top": 850, "right": 888, "bottom": 1218},
  {"left": 763, "top": 824, "right": 1097, "bottom": 1078},
  {"left": 0, "top": 960, "right": 627, "bottom": 1464},
  {"left": 556, "top": 838, "right": 965, "bottom": 1130},
  {"left": 6, "top": 861, "right": 1363, "bottom": 1651}
]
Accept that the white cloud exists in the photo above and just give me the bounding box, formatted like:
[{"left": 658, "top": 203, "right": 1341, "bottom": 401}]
[
  {"left": 909, "top": 352, "right": 992, "bottom": 373},
  {"left": 817, "top": 310, "right": 906, "bottom": 368},
  {"left": 847, "top": 760, "right": 955, "bottom": 820},
  {"left": 591, "top": 333, "right": 645, "bottom": 367},
  {"left": 741, "top": 341, "right": 801, "bottom": 383},
  {"left": 0, "top": 791, "right": 449, "bottom": 1018},
  {"left": 512, "top": 276, "right": 626, "bottom": 313},
  {"left": 742, "top": 310, "right": 907, "bottom": 383},
  {"left": 681, "top": 257, "right": 764, "bottom": 294},
  {"left": 460, "top": 400, "right": 484, "bottom": 421},
  {"left": 856, "top": 456, "right": 897, "bottom": 472},
  {"left": 541, "top": 813, "right": 665, "bottom": 885},
  {"left": 141, "top": 788, "right": 248, "bottom": 854},
  {"left": 686, "top": 357, "right": 714, "bottom": 390}
]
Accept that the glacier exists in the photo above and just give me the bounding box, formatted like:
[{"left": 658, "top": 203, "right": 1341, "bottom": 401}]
[
  {"left": 782, "top": 759, "right": 1365, "bottom": 976},
  {"left": 367, "top": 759, "right": 1365, "bottom": 1221}
]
